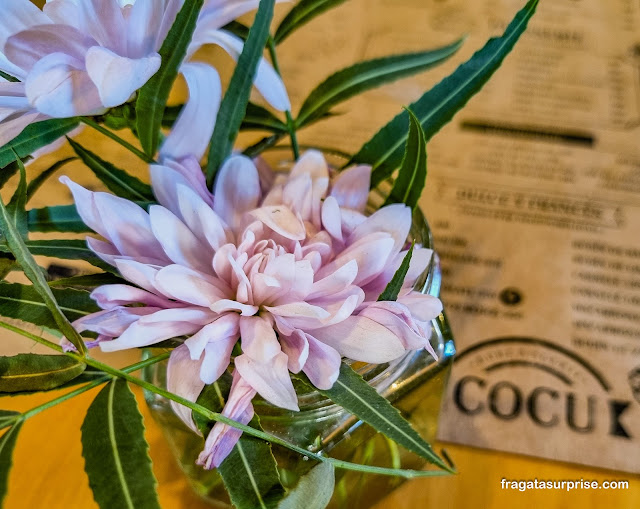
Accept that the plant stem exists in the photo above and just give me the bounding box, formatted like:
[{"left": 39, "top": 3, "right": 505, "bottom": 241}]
[
  {"left": 1, "top": 320, "right": 455, "bottom": 477},
  {"left": 21, "top": 353, "right": 170, "bottom": 420},
  {"left": 267, "top": 38, "right": 299, "bottom": 160},
  {"left": 81, "top": 118, "right": 156, "bottom": 164}
]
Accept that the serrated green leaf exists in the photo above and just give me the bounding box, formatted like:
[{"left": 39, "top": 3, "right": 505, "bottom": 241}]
[
  {"left": 27, "top": 205, "right": 90, "bottom": 233},
  {"left": 277, "top": 462, "right": 334, "bottom": 509},
  {"left": 26, "top": 158, "right": 76, "bottom": 203},
  {"left": 67, "top": 139, "right": 154, "bottom": 201},
  {"left": 195, "top": 379, "right": 286, "bottom": 509},
  {"left": 136, "top": 0, "right": 205, "bottom": 156},
  {"left": 378, "top": 244, "right": 414, "bottom": 302},
  {"left": 382, "top": 110, "right": 427, "bottom": 209},
  {"left": 0, "top": 239, "right": 112, "bottom": 273},
  {"left": 82, "top": 379, "right": 160, "bottom": 509},
  {"left": 274, "top": 0, "right": 348, "bottom": 44},
  {"left": 307, "top": 362, "right": 449, "bottom": 470},
  {"left": 48, "top": 272, "right": 124, "bottom": 289},
  {"left": 6, "top": 156, "right": 27, "bottom": 239},
  {"left": 206, "top": 0, "right": 276, "bottom": 186},
  {"left": 0, "top": 353, "right": 85, "bottom": 393},
  {"left": 0, "top": 282, "right": 97, "bottom": 333},
  {"left": 0, "top": 420, "right": 23, "bottom": 506},
  {"left": 351, "top": 0, "right": 539, "bottom": 187},
  {"left": 0, "top": 195, "right": 87, "bottom": 353},
  {"left": 296, "top": 39, "right": 463, "bottom": 127},
  {"left": 0, "top": 118, "right": 79, "bottom": 169}
]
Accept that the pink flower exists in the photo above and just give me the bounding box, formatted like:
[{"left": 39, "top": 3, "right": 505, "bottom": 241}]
[
  {"left": 0, "top": 0, "right": 289, "bottom": 158},
  {"left": 61, "top": 150, "right": 442, "bottom": 467}
]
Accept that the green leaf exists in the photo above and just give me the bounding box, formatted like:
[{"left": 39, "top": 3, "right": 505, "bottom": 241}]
[
  {"left": 274, "top": 0, "right": 348, "bottom": 44},
  {"left": 82, "top": 379, "right": 161, "bottom": 509},
  {"left": 0, "top": 239, "right": 113, "bottom": 273},
  {"left": 27, "top": 205, "right": 90, "bottom": 233},
  {"left": 136, "top": 0, "right": 205, "bottom": 157},
  {"left": 382, "top": 110, "right": 427, "bottom": 209},
  {"left": 242, "top": 102, "right": 288, "bottom": 133},
  {"left": 67, "top": 138, "right": 154, "bottom": 201},
  {"left": 0, "top": 420, "right": 23, "bottom": 506},
  {"left": 378, "top": 244, "right": 414, "bottom": 302},
  {"left": 0, "top": 160, "right": 20, "bottom": 190},
  {"left": 0, "top": 118, "right": 79, "bottom": 170},
  {"left": 6, "top": 156, "right": 28, "bottom": 239},
  {"left": 206, "top": 0, "right": 276, "bottom": 186},
  {"left": 26, "top": 158, "right": 76, "bottom": 203},
  {"left": 195, "top": 379, "right": 286, "bottom": 509},
  {"left": 0, "top": 194, "right": 88, "bottom": 353},
  {"left": 296, "top": 39, "right": 464, "bottom": 127},
  {"left": 351, "top": 0, "right": 539, "bottom": 187},
  {"left": 308, "top": 362, "right": 449, "bottom": 470},
  {"left": 0, "top": 353, "right": 85, "bottom": 393},
  {"left": 0, "top": 411, "right": 20, "bottom": 431},
  {"left": 0, "top": 70, "right": 19, "bottom": 83},
  {"left": 0, "top": 282, "right": 98, "bottom": 330},
  {"left": 277, "top": 462, "right": 335, "bottom": 509},
  {"left": 48, "top": 273, "right": 124, "bottom": 289}
]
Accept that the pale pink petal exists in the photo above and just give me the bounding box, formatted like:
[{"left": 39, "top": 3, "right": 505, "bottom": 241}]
[
  {"left": 398, "top": 292, "right": 443, "bottom": 322},
  {"left": 282, "top": 173, "right": 312, "bottom": 220},
  {"left": 213, "top": 156, "right": 260, "bottom": 231},
  {"left": 249, "top": 206, "right": 306, "bottom": 241},
  {"left": 198, "top": 371, "right": 256, "bottom": 469},
  {"left": 358, "top": 301, "right": 428, "bottom": 351},
  {"left": 312, "top": 315, "right": 406, "bottom": 363},
  {"left": 160, "top": 62, "right": 221, "bottom": 161},
  {"left": 73, "top": 306, "right": 157, "bottom": 336},
  {"left": 303, "top": 334, "right": 341, "bottom": 390},
  {"left": 321, "top": 195, "right": 343, "bottom": 241},
  {"left": 235, "top": 352, "right": 299, "bottom": 411},
  {"left": 330, "top": 165, "right": 371, "bottom": 212},
  {"left": 280, "top": 330, "right": 309, "bottom": 373},
  {"left": 114, "top": 259, "right": 161, "bottom": 293},
  {"left": 0, "top": 52, "right": 27, "bottom": 81},
  {"left": 126, "top": 0, "right": 166, "bottom": 57},
  {"left": 0, "top": 0, "right": 51, "bottom": 50},
  {"left": 167, "top": 344, "right": 205, "bottom": 434},
  {"left": 239, "top": 315, "right": 280, "bottom": 362},
  {"left": 0, "top": 110, "right": 41, "bottom": 147},
  {"left": 290, "top": 151, "right": 329, "bottom": 180},
  {"left": 348, "top": 204, "right": 411, "bottom": 255},
  {"left": 25, "top": 52, "right": 104, "bottom": 117},
  {"left": 149, "top": 205, "right": 212, "bottom": 273},
  {"left": 90, "top": 284, "right": 174, "bottom": 309},
  {"left": 85, "top": 46, "right": 161, "bottom": 107},
  {"left": 201, "top": 338, "right": 236, "bottom": 384},
  {"left": 59, "top": 177, "right": 108, "bottom": 239},
  {"left": 43, "top": 0, "right": 80, "bottom": 28},
  {"left": 100, "top": 319, "right": 202, "bottom": 351},
  {"left": 308, "top": 260, "right": 358, "bottom": 300},
  {"left": 184, "top": 313, "right": 239, "bottom": 360},
  {"left": 76, "top": 0, "right": 127, "bottom": 52},
  {"left": 4, "top": 24, "right": 94, "bottom": 72},
  {"left": 138, "top": 307, "right": 216, "bottom": 325},
  {"left": 209, "top": 299, "right": 258, "bottom": 316},
  {"left": 155, "top": 264, "right": 226, "bottom": 307},
  {"left": 163, "top": 156, "right": 213, "bottom": 206}
]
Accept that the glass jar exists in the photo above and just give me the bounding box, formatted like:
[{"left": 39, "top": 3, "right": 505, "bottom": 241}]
[{"left": 143, "top": 203, "right": 456, "bottom": 509}]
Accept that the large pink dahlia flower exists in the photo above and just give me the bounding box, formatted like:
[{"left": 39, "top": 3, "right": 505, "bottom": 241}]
[{"left": 61, "top": 150, "right": 442, "bottom": 467}]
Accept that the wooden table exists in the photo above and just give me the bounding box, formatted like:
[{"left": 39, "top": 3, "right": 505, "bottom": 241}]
[{"left": 2, "top": 383, "right": 638, "bottom": 509}]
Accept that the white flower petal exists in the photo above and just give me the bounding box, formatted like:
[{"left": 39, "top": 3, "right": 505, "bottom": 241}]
[{"left": 213, "top": 155, "right": 261, "bottom": 231}]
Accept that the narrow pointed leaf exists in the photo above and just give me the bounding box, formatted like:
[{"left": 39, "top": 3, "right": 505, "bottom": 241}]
[
  {"left": 82, "top": 379, "right": 160, "bottom": 509},
  {"left": 296, "top": 39, "right": 463, "bottom": 127},
  {"left": 67, "top": 139, "right": 153, "bottom": 201},
  {"left": 195, "top": 379, "right": 286, "bottom": 509},
  {"left": 136, "top": 0, "right": 205, "bottom": 156},
  {"left": 26, "top": 158, "right": 76, "bottom": 203},
  {"left": 277, "top": 462, "right": 335, "bottom": 509},
  {"left": 274, "top": 0, "right": 348, "bottom": 44},
  {"left": 27, "top": 205, "right": 90, "bottom": 233},
  {"left": 351, "top": 0, "right": 539, "bottom": 186},
  {"left": 48, "top": 273, "right": 124, "bottom": 289},
  {"left": 0, "top": 239, "right": 112, "bottom": 272},
  {"left": 0, "top": 353, "right": 85, "bottom": 393},
  {"left": 378, "top": 244, "right": 414, "bottom": 302},
  {"left": 206, "top": 0, "right": 276, "bottom": 186},
  {"left": 0, "top": 195, "right": 87, "bottom": 353},
  {"left": 0, "top": 282, "right": 98, "bottom": 330},
  {"left": 0, "top": 411, "right": 20, "bottom": 431},
  {"left": 242, "top": 102, "right": 288, "bottom": 133},
  {"left": 0, "top": 160, "right": 20, "bottom": 190},
  {"left": 307, "top": 362, "right": 449, "bottom": 470},
  {"left": 0, "top": 71, "right": 18, "bottom": 83},
  {"left": 382, "top": 110, "right": 427, "bottom": 209},
  {"left": 0, "top": 420, "right": 23, "bottom": 506},
  {"left": 6, "top": 157, "right": 27, "bottom": 238},
  {"left": 0, "top": 118, "right": 79, "bottom": 169}
]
